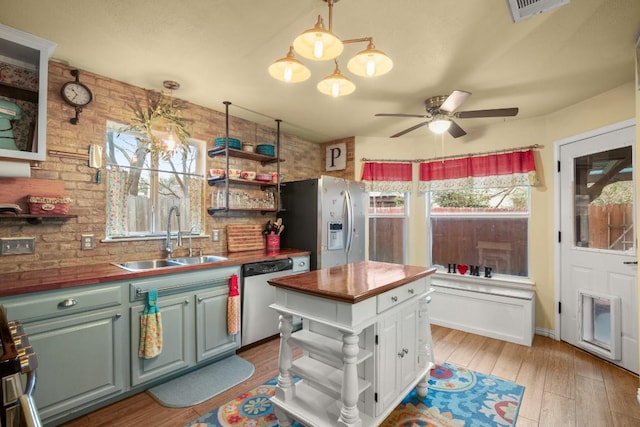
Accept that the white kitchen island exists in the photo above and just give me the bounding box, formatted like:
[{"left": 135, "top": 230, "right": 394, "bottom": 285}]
[{"left": 268, "top": 261, "right": 436, "bottom": 427}]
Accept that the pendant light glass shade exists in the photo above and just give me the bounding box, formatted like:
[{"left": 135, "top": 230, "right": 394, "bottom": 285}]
[
  {"left": 293, "top": 15, "right": 343, "bottom": 61},
  {"left": 317, "top": 62, "right": 355, "bottom": 97},
  {"left": 161, "top": 124, "right": 178, "bottom": 151},
  {"left": 347, "top": 41, "right": 393, "bottom": 77},
  {"left": 268, "top": 47, "right": 311, "bottom": 82},
  {"left": 428, "top": 116, "right": 452, "bottom": 134}
]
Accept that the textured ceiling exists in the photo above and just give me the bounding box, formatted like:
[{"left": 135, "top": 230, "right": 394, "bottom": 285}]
[{"left": 0, "top": 0, "right": 638, "bottom": 142}]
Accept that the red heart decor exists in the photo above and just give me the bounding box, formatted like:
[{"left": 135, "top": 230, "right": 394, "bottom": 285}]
[{"left": 457, "top": 264, "right": 468, "bottom": 275}]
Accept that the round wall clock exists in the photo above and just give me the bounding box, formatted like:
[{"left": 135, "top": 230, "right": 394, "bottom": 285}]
[{"left": 61, "top": 69, "right": 93, "bottom": 124}]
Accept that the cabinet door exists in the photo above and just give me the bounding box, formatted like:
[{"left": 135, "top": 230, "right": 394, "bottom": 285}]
[
  {"left": 376, "top": 313, "right": 401, "bottom": 412},
  {"left": 398, "top": 305, "right": 419, "bottom": 391},
  {"left": 130, "top": 294, "right": 193, "bottom": 386},
  {"left": 196, "top": 287, "right": 240, "bottom": 362},
  {"left": 22, "top": 307, "right": 124, "bottom": 423}
]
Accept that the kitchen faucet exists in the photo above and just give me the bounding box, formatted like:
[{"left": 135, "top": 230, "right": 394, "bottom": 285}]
[
  {"left": 187, "top": 226, "right": 202, "bottom": 257},
  {"left": 166, "top": 205, "right": 182, "bottom": 258}
]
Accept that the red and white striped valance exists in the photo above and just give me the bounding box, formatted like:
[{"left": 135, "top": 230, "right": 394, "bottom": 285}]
[
  {"left": 419, "top": 149, "right": 538, "bottom": 192},
  {"left": 361, "top": 162, "right": 413, "bottom": 192}
]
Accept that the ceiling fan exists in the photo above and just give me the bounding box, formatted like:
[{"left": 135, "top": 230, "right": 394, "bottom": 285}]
[{"left": 375, "top": 90, "right": 519, "bottom": 138}]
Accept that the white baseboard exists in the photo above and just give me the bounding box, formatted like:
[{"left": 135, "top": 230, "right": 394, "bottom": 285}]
[{"left": 535, "top": 327, "right": 556, "bottom": 339}]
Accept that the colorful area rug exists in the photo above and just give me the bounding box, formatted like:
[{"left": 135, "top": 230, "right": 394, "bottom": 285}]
[{"left": 185, "top": 363, "right": 524, "bottom": 427}]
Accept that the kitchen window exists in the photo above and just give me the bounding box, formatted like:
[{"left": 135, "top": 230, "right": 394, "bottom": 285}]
[
  {"left": 428, "top": 187, "right": 530, "bottom": 277},
  {"left": 104, "top": 121, "right": 205, "bottom": 239},
  {"left": 369, "top": 192, "right": 408, "bottom": 264}
]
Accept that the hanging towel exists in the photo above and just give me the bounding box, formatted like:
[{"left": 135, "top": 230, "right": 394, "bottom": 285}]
[
  {"left": 138, "top": 289, "right": 163, "bottom": 359},
  {"left": 227, "top": 274, "right": 240, "bottom": 335}
]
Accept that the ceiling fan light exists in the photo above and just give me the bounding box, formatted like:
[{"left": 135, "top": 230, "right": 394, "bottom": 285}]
[
  {"left": 268, "top": 47, "right": 311, "bottom": 82},
  {"left": 347, "top": 42, "right": 393, "bottom": 77},
  {"left": 293, "top": 15, "right": 343, "bottom": 61},
  {"left": 428, "top": 117, "right": 452, "bottom": 134},
  {"left": 317, "top": 63, "right": 355, "bottom": 97}
]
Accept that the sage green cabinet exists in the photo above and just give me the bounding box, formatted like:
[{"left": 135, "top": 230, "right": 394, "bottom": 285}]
[
  {"left": 129, "top": 265, "right": 241, "bottom": 386},
  {"left": 130, "top": 293, "right": 192, "bottom": 386},
  {"left": 2, "top": 283, "right": 126, "bottom": 426},
  {"left": 196, "top": 286, "right": 239, "bottom": 362}
]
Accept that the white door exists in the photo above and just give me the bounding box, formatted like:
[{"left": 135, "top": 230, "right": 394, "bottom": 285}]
[{"left": 558, "top": 120, "right": 637, "bottom": 373}]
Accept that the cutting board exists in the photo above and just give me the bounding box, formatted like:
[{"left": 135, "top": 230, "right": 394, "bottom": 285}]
[{"left": 226, "top": 224, "right": 264, "bottom": 252}]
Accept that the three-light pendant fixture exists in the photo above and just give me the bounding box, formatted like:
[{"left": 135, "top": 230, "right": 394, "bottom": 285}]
[{"left": 268, "top": 0, "right": 392, "bottom": 97}]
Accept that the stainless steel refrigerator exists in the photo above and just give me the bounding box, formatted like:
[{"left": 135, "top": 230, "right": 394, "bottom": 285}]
[{"left": 280, "top": 175, "right": 366, "bottom": 270}]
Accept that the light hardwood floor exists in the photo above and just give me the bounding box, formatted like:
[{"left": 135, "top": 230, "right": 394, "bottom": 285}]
[{"left": 60, "top": 325, "right": 640, "bottom": 427}]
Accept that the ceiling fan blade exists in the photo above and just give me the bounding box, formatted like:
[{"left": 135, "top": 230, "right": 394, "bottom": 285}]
[
  {"left": 455, "top": 107, "right": 519, "bottom": 119},
  {"left": 447, "top": 120, "right": 466, "bottom": 138},
  {"left": 440, "top": 90, "right": 471, "bottom": 112},
  {"left": 375, "top": 113, "right": 429, "bottom": 118},
  {"left": 390, "top": 121, "right": 429, "bottom": 138}
]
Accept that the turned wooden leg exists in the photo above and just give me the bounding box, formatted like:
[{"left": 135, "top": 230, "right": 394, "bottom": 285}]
[
  {"left": 275, "top": 312, "right": 294, "bottom": 401},
  {"left": 338, "top": 330, "right": 362, "bottom": 427},
  {"left": 416, "top": 294, "right": 434, "bottom": 398},
  {"left": 273, "top": 407, "right": 293, "bottom": 427}
]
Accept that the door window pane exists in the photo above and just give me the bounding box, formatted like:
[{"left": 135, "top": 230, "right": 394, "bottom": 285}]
[{"left": 573, "top": 146, "right": 633, "bottom": 250}]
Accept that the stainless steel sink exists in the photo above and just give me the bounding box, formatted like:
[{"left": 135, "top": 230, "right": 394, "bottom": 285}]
[
  {"left": 171, "top": 255, "right": 228, "bottom": 265},
  {"left": 114, "top": 259, "right": 183, "bottom": 271},
  {"left": 113, "top": 255, "right": 228, "bottom": 271}
]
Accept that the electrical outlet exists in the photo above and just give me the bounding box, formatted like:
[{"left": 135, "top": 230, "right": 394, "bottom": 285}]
[
  {"left": 212, "top": 229, "right": 220, "bottom": 242},
  {"left": 81, "top": 234, "right": 95, "bottom": 250},
  {"left": 0, "top": 237, "right": 36, "bottom": 255}
]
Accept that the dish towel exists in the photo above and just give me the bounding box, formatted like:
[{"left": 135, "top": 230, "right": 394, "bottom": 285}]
[
  {"left": 227, "top": 274, "right": 240, "bottom": 335},
  {"left": 138, "top": 289, "right": 163, "bottom": 359}
]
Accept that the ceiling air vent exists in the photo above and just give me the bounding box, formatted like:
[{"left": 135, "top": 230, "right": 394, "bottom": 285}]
[{"left": 506, "top": 0, "right": 570, "bottom": 22}]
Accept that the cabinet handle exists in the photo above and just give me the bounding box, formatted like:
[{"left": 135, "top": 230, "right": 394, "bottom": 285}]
[
  {"left": 426, "top": 296, "right": 432, "bottom": 304},
  {"left": 391, "top": 296, "right": 398, "bottom": 303},
  {"left": 197, "top": 297, "right": 203, "bottom": 302},
  {"left": 58, "top": 298, "right": 78, "bottom": 308},
  {"left": 403, "top": 348, "right": 409, "bottom": 355},
  {"left": 397, "top": 351, "right": 405, "bottom": 358},
  {"left": 185, "top": 300, "right": 190, "bottom": 305},
  {"left": 115, "top": 313, "right": 122, "bottom": 319},
  {"left": 408, "top": 288, "right": 414, "bottom": 294}
]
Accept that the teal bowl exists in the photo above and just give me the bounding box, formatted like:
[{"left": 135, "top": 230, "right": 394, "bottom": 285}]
[
  {"left": 214, "top": 137, "right": 242, "bottom": 150},
  {"left": 256, "top": 144, "right": 275, "bottom": 156}
]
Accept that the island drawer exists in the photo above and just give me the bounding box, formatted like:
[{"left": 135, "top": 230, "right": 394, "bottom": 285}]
[{"left": 376, "top": 278, "right": 427, "bottom": 313}]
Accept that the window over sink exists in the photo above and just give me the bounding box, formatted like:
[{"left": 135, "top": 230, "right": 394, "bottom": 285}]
[{"left": 104, "top": 121, "right": 205, "bottom": 239}]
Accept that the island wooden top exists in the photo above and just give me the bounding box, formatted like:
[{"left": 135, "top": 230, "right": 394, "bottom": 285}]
[{"left": 268, "top": 260, "right": 435, "bottom": 304}]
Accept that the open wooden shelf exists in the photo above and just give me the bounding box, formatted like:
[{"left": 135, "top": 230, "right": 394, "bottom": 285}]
[{"left": 0, "top": 213, "right": 77, "bottom": 224}]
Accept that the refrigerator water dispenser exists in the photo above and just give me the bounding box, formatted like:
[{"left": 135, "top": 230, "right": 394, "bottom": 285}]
[{"left": 328, "top": 222, "right": 344, "bottom": 250}]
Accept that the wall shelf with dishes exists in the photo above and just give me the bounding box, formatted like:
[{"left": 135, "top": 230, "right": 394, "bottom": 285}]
[{"left": 206, "top": 101, "right": 283, "bottom": 216}]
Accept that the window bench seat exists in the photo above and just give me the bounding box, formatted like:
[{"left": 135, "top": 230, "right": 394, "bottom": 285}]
[{"left": 429, "top": 273, "right": 535, "bottom": 346}]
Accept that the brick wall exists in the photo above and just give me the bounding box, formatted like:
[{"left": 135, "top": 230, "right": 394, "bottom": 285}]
[{"left": 0, "top": 62, "right": 325, "bottom": 273}]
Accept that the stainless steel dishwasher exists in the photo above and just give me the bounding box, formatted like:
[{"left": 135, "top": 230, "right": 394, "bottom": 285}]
[{"left": 241, "top": 256, "right": 308, "bottom": 346}]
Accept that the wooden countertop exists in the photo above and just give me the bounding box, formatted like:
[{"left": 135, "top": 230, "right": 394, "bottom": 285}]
[
  {"left": 268, "top": 261, "right": 435, "bottom": 304},
  {"left": 0, "top": 248, "right": 310, "bottom": 297}
]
